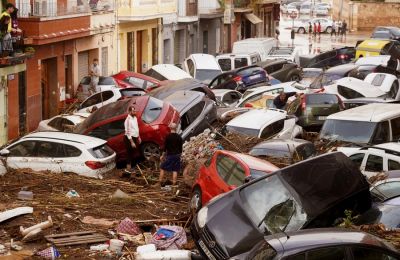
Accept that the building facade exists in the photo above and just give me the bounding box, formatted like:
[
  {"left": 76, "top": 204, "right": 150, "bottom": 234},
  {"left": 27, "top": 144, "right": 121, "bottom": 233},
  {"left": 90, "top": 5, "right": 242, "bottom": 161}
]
[
  {"left": 198, "top": 0, "right": 224, "bottom": 55},
  {"left": 14, "top": 0, "right": 117, "bottom": 135}
]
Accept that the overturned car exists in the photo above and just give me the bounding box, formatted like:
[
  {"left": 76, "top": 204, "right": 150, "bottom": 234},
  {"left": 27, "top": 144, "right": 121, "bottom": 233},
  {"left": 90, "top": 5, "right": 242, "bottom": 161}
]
[{"left": 191, "top": 152, "right": 372, "bottom": 259}]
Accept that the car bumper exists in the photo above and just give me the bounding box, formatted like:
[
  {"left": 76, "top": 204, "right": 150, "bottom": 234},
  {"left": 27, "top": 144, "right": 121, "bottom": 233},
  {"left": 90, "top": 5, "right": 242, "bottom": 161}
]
[{"left": 298, "top": 115, "right": 326, "bottom": 128}]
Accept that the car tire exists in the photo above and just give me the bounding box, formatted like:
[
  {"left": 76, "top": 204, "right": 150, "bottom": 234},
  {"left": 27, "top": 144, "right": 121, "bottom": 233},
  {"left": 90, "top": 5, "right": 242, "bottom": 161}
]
[
  {"left": 141, "top": 142, "right": 161, "bottom": 161},
  {"left": 298, "top": 27, "right": 306, "bottom": 34},
  {"left": 288, "top": 73, "right": 301, "bottom": 82},
  {"left": 325, "top": 26, "right": 332, "bottom": 34},
  {"left": 190, "top": 187, "right": 202, "bottom": 212}
]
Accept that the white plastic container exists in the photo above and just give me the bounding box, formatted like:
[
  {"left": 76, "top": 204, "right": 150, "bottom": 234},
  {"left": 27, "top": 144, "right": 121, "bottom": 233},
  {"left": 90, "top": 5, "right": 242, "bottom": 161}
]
[
  {"left": 136, "top": 244, "right": 156, "bottom": 254},
  {"left": 136, "top": 250, "right": 191, "bottom": 260},
  {"left": 109, "top": 239, "right": 124, "bottom": 253}
]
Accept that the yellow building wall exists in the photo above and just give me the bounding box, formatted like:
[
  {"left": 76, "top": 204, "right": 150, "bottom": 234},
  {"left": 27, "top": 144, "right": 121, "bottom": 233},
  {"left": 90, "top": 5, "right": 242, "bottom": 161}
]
[{"left": 117, "top": 0, "right": 177, "bottom": 17}]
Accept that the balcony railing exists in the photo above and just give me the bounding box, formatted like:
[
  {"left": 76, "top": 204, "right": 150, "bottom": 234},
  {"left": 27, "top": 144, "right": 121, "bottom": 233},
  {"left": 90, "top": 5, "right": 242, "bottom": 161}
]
[
  {"left": 198, "top": 0, "right": 221, "bottom": 14},
  {"left": 16, "top": 0, "right": 114, "bottom": 18},
  {"left": 178, "top": 0, "right": 197, "bottom": 17},
  {"left": 234, "top": 0, "right": 250, "bottom": 7}
]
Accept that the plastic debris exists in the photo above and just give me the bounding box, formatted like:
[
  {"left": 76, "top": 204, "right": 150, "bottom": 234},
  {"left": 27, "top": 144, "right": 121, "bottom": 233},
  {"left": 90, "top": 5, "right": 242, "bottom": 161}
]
[
  {"left": 150, "top": 226, "right": 187, "bottom": 250},
  {"left": 109, "top": 239, "right": 124, "bottom": 254},
  {"left": 90, "top": 244, "right": 109, "bottom": 251},
  {"left": 36, "top": 246, "right": 61, "bottom": 259},
  {"left": 17, "top": 190, "right": 33, "bottom": 201},
  {"left": 66, "top": 190, "right": 80, "bottom": 198},
  {"left": 116, "top": 217, "right": 141, "bottom": 236},
  {"left": 111, "top": 189, "right": 130, "bottom": 199}
]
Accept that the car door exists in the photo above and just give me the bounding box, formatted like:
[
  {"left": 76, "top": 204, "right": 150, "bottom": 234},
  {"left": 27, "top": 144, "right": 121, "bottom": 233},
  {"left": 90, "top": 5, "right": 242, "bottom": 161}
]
[
  {"left": 5, "top": 140, "right": 39, "bottom": 170},
  {"left": 348, "top": 152, "right": 367, "bottom": 171},
  {"left": 364, "top": 153, "right": 384, "bottom": 177},
  {"left": 207, "top": 154, "right": 238, "bottom": 197},
  {"left": 58, "top": 144, "right": 83, "bottom": 174},
  {"left": 181, "top": 101, "right": 206, "bottom": 140}
]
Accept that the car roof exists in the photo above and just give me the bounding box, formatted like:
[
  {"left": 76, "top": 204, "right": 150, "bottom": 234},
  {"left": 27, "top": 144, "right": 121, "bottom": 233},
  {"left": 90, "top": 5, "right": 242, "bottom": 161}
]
[
  {"left": 149, "top": 64, "right": 192, "bottom": 80},
  {"left": 227, "top": 109, "right": 286, "bottom": 130},
  {"left": 163, "top": 90, "right": 204, "bottom": 113},
  {"left": 355, "top": 55, "right": 391, "bottom": 66},
  {"left": 20, "top": 132, "right": 106, "bottom": 148},
  {"left": 219, "top": 150, "right": 278, "bottom": 171},
  {"left": 265, "top": 228, "right": 396, "bottom": 254},
  {"left": 325, "top": 63, "right": 358, "bottom": 74},
  {"left": 336, "top": 77, "right": 387, "bottom": 97},
  {"left": 243, "top": 82, "right": 299, "bottom": 97},
  {"left": 373, "top": 142, "right": 400, "bottom": 152},
  {"left": 114, "top": 71, "right": 159, "bottom": 83},
  {"left": 188, "top": 54, "right": 221, "bottom": 70},
  {"left": 53, "top": 114, "right": 89, "bottom": 124},
  {"left": 148, "top": 78, "right": 206, "bottom": 99},
  {"left": 258, "top": 59, "right": 289, "bottom": 67},
  {"left": 327, "top": 103, "right": 400, "bottom": 122},
  {"left": 251, "top": 138, "right": 312, "bottom": 152},
  {"left": 212, "top": 89, "right": 240, "bottom": 96}
]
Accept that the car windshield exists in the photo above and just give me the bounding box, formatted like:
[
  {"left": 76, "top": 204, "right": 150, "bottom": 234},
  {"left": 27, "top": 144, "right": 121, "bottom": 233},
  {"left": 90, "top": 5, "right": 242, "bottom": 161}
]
[
  {"left": 99, "top": 77, "right": 116, "bottom": 85},
  {"left": 250, "top": 147, "right": 291, "bottom": 159},
  {"left": 196, "top": 69, "right": 221, "bottom": 83},
  {"left": 306, "top": 94, "right": 338, "bottom": 104},
  {"left": 142, "top": 97, "right": 164, "bottom": 124},
  {"left": 240, "top": 175, "right": 307, "bottom": 234},
  {"left": 226, "top": 125, "right": 259, "bottom": 137},
  {"left": 320, "top": 119, "right": 377, "bottom": 144},
  {"left": 309, "top": 73, "right": 343, "bottom": 89},
  {"left": 301, "top": 71, "right": 322, "bottom": 85}
]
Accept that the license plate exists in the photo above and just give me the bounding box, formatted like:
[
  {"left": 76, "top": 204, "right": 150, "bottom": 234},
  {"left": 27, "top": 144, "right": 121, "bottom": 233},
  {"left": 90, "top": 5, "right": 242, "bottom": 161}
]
[
  {"left": 318, "top": 116, "right": 327, "bottom": 120},
  {"left": 198, "top": 240, "right": 216, "bottom": 260},
  {"left": 249, "top": 74, "right": 260, "bottom": 80}
]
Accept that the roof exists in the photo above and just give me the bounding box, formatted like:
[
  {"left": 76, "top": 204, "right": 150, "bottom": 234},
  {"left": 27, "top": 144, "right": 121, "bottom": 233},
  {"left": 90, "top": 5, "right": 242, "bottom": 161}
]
[
  {"left": 327, "top": 103, "right": 400, "bottom": 122},
  {"left": 219, "top": 150, "right": 278, "bottom": 172},
  {"left": 21, "top": 132, "right": 106, "bottom": 148},
  {"left": 265, "top": 228, "right": 395, "bottom": 254},
  {"left": 257, "top": 59, "right": 290, "bottom": 67},
  {"left": 188, "top": 54, "right": 221, "bottom": 70},
  {"left": 163, "top": 90, "right": 204, "bottom": 113},
  {"left": 357, "top": 39, "right": 391, "bottom": 50},
  {"left": 227, "top": 109, "right": 286, "bottom": 130},
  {"left": 149, "top": 64, "right": 192, "bottom": 80},
  {"left": 113, "top": 71, "right": 159, "bottom": 83}
]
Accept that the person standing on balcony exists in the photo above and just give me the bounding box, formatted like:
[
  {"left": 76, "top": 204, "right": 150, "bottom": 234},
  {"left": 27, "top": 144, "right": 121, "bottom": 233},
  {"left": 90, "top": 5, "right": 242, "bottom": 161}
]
[
  {"left": 89, "top": 0, "right": 99, "bottom": 10},
  {"left": 10, "top": 8, "right": 22, "bottom": 51},
  {"left": 1, "top": 4, "right": 15, "bottom": 33},
  {"left": 0, "top": 16, "right": 12, "bottom": 56},
  {"left": 89, "top": 58, "right": 101, "bottom": 94},
  {"left": 0, "top": 3, "right": 16, "bottom": 56}
]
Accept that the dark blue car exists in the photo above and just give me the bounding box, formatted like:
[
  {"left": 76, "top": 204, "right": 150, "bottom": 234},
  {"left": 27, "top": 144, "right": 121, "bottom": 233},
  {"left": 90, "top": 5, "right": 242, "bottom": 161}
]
[{"left": 208, "top": 65, "right": 268, "bottom": 93}]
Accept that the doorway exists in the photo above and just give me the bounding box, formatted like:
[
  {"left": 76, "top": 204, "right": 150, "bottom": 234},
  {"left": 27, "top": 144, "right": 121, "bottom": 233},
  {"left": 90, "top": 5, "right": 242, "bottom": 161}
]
[
  {"left": 136, "top": 30, "right": 143, "bottom": 73},
  {"left": 41, "top": 58, "right": 58, "bottom": 119},
  {"left": 18, "top": 71, "right": 26, "bottom": 135}
]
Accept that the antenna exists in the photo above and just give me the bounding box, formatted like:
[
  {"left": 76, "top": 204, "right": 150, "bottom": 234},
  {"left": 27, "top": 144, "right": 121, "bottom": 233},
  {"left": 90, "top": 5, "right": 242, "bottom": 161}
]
[{"left": 369, "top": 106, "right": 376, "bottom": 122}]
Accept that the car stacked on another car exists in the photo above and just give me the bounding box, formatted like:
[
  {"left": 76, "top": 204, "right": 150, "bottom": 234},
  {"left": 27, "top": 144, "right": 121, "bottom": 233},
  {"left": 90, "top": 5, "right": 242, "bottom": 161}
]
[
  {"left": 37, "top": 113, "right": 89, "bottom": 132},
  {"left": 258, "top": 59, "right": 302, "bottom": 82},
  {"left": 112, "top": 71, "right": 165, "bottom": 92}
]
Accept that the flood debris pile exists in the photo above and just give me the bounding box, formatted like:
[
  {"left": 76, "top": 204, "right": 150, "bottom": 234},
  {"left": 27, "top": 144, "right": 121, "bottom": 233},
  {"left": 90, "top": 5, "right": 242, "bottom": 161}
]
[{"left": 0, "top": 169, "right": 193, "bottom": 259}]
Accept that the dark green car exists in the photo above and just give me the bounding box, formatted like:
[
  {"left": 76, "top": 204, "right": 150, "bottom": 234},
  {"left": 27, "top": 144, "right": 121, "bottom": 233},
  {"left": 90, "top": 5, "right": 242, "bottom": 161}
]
[{"left": 286, "top": 93, "right": 343, "bottom": 130}]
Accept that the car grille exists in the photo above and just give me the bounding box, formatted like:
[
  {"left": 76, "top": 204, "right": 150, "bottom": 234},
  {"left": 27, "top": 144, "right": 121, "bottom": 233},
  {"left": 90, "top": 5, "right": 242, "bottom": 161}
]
[{"left": 200, "top": 227, "right": 228, "bottom": 259}]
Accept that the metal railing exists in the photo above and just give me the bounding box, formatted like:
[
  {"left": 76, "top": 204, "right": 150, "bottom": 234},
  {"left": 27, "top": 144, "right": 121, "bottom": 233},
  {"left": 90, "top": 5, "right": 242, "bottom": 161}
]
[
  {"left": 16, "top": 0, "right": 114, "bottom": 18},
  {"left": 198, "top": 0, "right": 221, "bottom": 13},
  {"left": 178, "top": 0, "right": 197, "bottom": 16}
]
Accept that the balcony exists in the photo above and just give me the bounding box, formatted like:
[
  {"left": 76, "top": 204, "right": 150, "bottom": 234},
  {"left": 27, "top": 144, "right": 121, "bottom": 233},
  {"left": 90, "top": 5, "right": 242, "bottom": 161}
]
[
  {"left": 0, "top": 38, "right": 34, "bottom": 68},
  {"left": 234, "top": 0, "right": 250, "bottom": 8},
  {"left": 198, "top": 0, "right": 223, "bottom": 17},
  {"left": 117, "top": 0, "right": 177, "bottom": 21},
  {"left": 178, "top": 0, "right": 198, "bottom": 22}
]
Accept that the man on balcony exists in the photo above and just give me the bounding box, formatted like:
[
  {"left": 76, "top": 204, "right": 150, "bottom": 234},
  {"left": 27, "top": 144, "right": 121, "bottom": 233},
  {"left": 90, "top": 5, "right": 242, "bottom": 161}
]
[{"left": 0, "top": 3, "right": 16, "bottom": 56}]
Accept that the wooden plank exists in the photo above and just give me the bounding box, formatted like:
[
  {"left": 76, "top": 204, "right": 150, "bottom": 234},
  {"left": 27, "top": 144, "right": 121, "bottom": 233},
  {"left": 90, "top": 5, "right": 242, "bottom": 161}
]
[
  {"left": 45, "top": 231, "right": 96, "bottom": 239},
  {"left": 47, "top": 235, "right": 106, "bottom": 243},
  {"left": 55, "top": 238, "right": 108, "bottom": 246}
]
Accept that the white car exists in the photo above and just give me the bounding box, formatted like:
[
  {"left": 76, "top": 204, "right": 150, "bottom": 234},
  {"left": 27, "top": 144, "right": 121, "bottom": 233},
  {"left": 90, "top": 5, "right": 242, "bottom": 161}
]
[
  {"left": 266, "top": 47, "right": 303, "bottom": 64},
  {"left": 76, "top": 87, "right": 145, "bottom": 113},
  {"left": 313, "top": 5, "right": 329, "bottom": 16},
  {"left": 338, "top": 143, "right": 400, "bottom": 178},
  {"left": 212, "top": 89, "right": 242, "bottom": 106},
  {"left": 77, "top": 76, "right": 118, "bottom": 102},
  {"left": 0, "top": 132, "right": 116, "bottom": 179},
  {"left": 216, "top": 53, "right": 261, "bottom": 72},
  {"left": 145, "top": 64, "right": 192, "bottom": 81},
  {"left": 226, "top": 108, "right": 303, "bottom": 139},
  {"left": 37, "top": 113, "right": 89, "bottom": 132},
  {"left": 299, "top": 3, "right": 311, "bottom": 14},
  {"left": 294, "top": 18, "right": 333, "bottom": 34},
  {"left": 183, "top": 54, "right": 222, "bottom": 84}
]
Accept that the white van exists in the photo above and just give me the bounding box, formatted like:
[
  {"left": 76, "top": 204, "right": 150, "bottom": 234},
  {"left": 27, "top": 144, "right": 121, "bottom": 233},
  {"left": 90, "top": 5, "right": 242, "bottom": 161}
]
[
  {"left": 145, "top": 64, "right": 192, "bottom": 81},
  {"left": 232, "top": 38, "right": 277, "bottom": 61},
  {"left": 183, "top": 54, "right": 222, "bottom": 84},
  {"left": 216, "top": 53, "right": 262, "bottom": 72}
]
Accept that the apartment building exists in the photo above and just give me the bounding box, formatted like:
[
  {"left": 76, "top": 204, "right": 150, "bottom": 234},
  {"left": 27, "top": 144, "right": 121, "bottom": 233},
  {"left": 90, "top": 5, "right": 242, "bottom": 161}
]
[{"left": 12, "top": 0, "right": 117, "bottom": 134}]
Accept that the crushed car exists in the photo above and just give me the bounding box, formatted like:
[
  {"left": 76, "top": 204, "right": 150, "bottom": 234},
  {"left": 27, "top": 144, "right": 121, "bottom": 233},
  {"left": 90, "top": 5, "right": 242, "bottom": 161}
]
[
  {"left": 258, "top": 58, "right": 302, "bottom": 82},
  {"left": 37, "top": 113, "right": 89, "bottom": 132},
  {"left": 112, "top": 71, "right": 166, "bottom": 92},
  {"left": 191, "top": 152, "right": 372, "bottom": 259}
]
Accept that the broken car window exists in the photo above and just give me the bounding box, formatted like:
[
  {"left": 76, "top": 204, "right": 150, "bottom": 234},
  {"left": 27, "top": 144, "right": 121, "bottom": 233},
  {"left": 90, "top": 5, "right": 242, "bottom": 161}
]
[
  {"left": 142, "top": 97, "right": 164, "bottom": 124},
  {"left": 8, "top": 141, "right": 37, "bottom": 157}
]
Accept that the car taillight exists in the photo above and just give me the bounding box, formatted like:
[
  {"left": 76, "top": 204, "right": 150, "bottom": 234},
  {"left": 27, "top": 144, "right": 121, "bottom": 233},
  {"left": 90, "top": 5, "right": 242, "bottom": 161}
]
[
  {"left": 339, "top": 54, "right": 348, "bottom": 60},
  {"left": 233, "top": 76, "right": 242, "bottom": 82},
  {"left": 301, "top": 97, "right": 306, "bottom": 110},
  {"left": 244, "top": 103, "right": 253, "bottom": 108},
  {"left": 85, "top": 161, "right": 105, "bottom": 170}
]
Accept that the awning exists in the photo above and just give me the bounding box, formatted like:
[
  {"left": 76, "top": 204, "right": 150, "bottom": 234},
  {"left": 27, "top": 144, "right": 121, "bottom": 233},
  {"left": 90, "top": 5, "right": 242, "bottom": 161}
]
[{"left": 244, "top": 13, "right": 262, "bottom": 24}]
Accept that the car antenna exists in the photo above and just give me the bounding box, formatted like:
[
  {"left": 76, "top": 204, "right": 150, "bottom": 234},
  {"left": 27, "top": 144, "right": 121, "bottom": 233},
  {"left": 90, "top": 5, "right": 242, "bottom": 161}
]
[{"left": 369, "top": 107, "right": 376, "bottom": 122}]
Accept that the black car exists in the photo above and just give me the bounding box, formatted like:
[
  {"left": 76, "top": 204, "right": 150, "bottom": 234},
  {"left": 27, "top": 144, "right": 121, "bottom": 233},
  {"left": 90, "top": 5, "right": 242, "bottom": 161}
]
[
  {"left": 208, "top": 65, "right": 268, "bottom": 93},
  {"left": 257, "top": 59, "right": 302, "bottom": 82},
  {"left": 244, "top": 228, "right": 400, "bottom": 260},
  {"left": 191, "top": 152, "right": 372, "bottom": 259},
  {"left": 299, "top": 47, "right": 355, "bottom": 69},
  {"left": 371, "top": 26, "right": 400, "bottom": 41},
  {"left": 308, "top": 64, "right": 357, "bottom": 89},
  {"left": 148, "top": 78, "right": 216, "bottom": 101},
  {"left": 343, "top": 97, "right": 399, "bottom": 110}
]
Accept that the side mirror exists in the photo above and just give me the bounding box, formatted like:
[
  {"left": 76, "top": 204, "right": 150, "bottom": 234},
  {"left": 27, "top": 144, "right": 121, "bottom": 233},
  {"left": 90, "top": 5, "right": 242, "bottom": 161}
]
[{"left": 0, "top": 149, "right": 10, "bottom": 156}]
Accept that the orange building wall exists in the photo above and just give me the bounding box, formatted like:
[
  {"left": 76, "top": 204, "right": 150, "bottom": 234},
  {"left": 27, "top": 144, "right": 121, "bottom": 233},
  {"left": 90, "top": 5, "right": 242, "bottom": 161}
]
[{"left": 7, "top": 75, "right": 20, "bottom": 140}]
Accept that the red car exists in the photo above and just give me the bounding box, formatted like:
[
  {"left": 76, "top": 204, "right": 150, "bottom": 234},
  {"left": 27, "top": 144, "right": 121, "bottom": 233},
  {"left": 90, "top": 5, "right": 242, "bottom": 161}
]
[
  {"left": 112, "top": 71, "right": 165, "bottom": 92},
  {"left": 191, "top": 150, "right": 278, "bottom": 211},
  {"left": 75, "top": 96, "right": 180, "bottom": 162}
]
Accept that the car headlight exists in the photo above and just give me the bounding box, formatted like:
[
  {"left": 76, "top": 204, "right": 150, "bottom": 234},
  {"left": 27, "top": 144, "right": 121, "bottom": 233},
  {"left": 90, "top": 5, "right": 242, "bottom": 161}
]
[{"left": 197, "top": 207, "right": 208, "bottom": 228}]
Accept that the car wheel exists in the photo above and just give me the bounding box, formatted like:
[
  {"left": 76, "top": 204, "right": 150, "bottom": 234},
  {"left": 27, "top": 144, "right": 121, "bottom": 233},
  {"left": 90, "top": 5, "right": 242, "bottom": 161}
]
[
  {"left": 141, "top": 142, "right": 161, "bottom": 161},
  {"left": 190, "top": 187, "right": 202, "bottom": 212},
  {"left": 298, "top": 27, "right": 306, "bottom": 34},
  {"left": 325, "top": 26, "right": 332, "bottom": 34},
  {"left": 289, "top": 73, "right": 301, "bottom": 82}
]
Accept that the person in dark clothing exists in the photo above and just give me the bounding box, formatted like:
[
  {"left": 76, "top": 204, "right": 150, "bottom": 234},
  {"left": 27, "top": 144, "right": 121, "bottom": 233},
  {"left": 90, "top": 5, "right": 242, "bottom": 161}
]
[
  {"left": 157, "top": 123, "right": 183, "bottom": 188},
  {"left": 273, "top": 91, "right": 299, "bottom": 109}
]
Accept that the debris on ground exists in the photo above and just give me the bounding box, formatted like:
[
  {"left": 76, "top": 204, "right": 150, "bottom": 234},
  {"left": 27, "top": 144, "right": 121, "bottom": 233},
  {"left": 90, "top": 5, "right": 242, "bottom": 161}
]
[
  {"left": 0, "top": 207, "right": 33, "bottom": 223},
  {"left": 151, "top": 226, "right": 187, "bottom": 250}
]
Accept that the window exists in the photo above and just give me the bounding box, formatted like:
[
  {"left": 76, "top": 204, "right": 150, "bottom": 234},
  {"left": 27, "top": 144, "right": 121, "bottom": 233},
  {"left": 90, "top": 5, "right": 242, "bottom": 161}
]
[
  {"left": 372, "top": 121, "right": 390, "bottom": 144},
  {"left": 372, "top": 181, "right": 400, "bottom": 201},
  {"left": 349, "top": 153, "right": 365, "bottom": 168},
  {"left": 187, "top": 101, "right": 205, "bottom": 122},
  {"left": 389, "top": 159, "right": 400, "bottom": 170},
  {"left": 48, "top": 117, "right": 63, "bottom": 130},
  {"left": 260, "top": 120, "right": 285, "bottom": 139},
  {"left": 64, "top": 144, "right": 82, "bottom": 157},
  {"left": 186, "top": 59, "right": 195, "bottom": 77},
  {"left": 142, "top": 97, "right": 164, "bottom": 124},
  {"left": 89, "top": 144, "right": 114, "bottom": 159},
  {"left": 295, "top": 144, "right": 316, "bottom": 161},
  {"left": 80, "top": 91, "right": 114, "bottom": 109},
  {"left": 216, "top": 155, "right": 236, "bottom": 181},
  {"left": 352, "top": 246, "right": 397, "bottom": 260},
  {"left": 36, "top": 141, "right": 64, "bottom": 158},
  {"left": 120, "top": 89, "right": 145, "bottom": 97},
  {"left": 365, "top": 154, "right": 383, "bottom": 172},
  {"left": 305, "top": 94, "right": 338, "bottom": 105},
  {"left": 226, "top": 163, "right": 246, "bottom": 187},
  {"left": 307, "top": 247, "right": 346, "bottom": 260},
  {"left": 391, "top": 117, "right": 400, "bottom": 141},
  {"left": 234, "top": 58, "right": 248, "bottom": 68},
  {"left": 88, "top": 120, "right": 125, "bottom": 140},
  {"left": 370, "top": 74, "right": 386, "bottom": 86},
  {"left": 222, "top": 92, "right": 241, "bottom": 105},
  {"left": 218, "top": 59, "right": 232, "bottom": 71},
  {"left": 337, "top": 86, "right": 364, "bottom": 99},
  {"left": 98, "top": 77, "right": 116, "bottom": 85},
  {"left": 127, "top": 77, "right": 145, "bottom": 88},
  {"left": 8, "top": 141, "right": 37, "bottom": 157}
]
